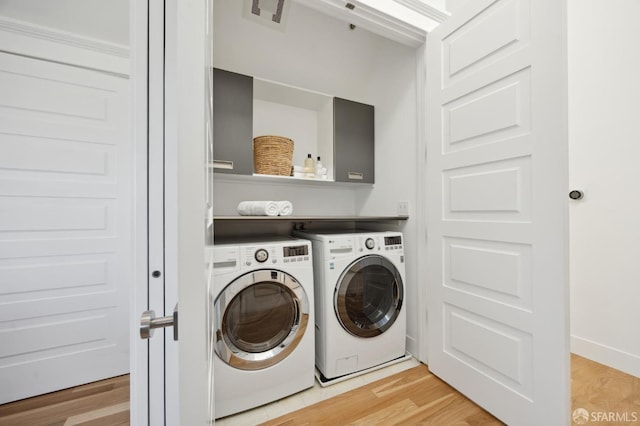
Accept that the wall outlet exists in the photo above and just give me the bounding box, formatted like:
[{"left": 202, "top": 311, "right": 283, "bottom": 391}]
[{"left": 397, "top": 201, "right": 409, "bottom": 216}]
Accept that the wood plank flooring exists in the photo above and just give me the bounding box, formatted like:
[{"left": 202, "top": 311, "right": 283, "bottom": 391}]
[
  {"left": 0, "top": 375, "right": 129, "bottom": 426},
  {"left": 262, "top": 354, "right": 640, "bottom": 425},
  {"left": 572, "top": 354, "right": 640, "bottom": 424},
  {"left": 260, "top": 364, "right": 502, "bottom": 425},
  {"left": 0, "top": 354, "right": 638, "bottom": 425}
]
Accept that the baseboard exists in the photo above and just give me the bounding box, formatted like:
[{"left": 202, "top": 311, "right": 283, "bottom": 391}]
[
  {"left": 571, "top": 335, "right": 640, "bottom": 378},
  {"left": 406, "top": 334, "right": 418, "bottom": 358}
]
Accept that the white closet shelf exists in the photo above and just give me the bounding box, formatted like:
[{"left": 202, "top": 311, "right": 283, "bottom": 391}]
[
  {"left": 211, "top": 172, "right": 374, "bottom": 187},
  {"left": 213, "top": 215, "right": 409, "bottom": 222}
]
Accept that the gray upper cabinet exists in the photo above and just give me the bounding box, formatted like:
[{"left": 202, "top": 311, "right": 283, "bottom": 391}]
[
  {"left": 212, "top": 68, "right": 374, "bottom": 184},
  {"left": 212, "top": 68, "right": 253, "bottom": 175},
  {"left": 333, "top": 97, "right": 375, "bottom": 184}
]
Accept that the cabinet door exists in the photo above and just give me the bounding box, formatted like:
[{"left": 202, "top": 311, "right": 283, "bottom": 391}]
[
  {"left": 212, "top": 68, "right": 253, "bottom": 175},
  {"left": 334, "top": 97, "right": 375, "bottom": 183}
]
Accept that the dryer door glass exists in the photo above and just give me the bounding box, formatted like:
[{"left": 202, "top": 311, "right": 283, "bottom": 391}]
[
  {"left": 334, "top": 255, "right": 404, "bottom": 338},
  {"left": 214, "top": 269, "right": 309, "bottom": 370}
]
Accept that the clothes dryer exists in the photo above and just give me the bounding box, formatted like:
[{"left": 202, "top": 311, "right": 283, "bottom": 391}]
[
  {"left": 293, "top": 230, "right": 406, "bottom": 380},
  {"left": 209, "top": 237, "right": 314, "bottom": 418}
]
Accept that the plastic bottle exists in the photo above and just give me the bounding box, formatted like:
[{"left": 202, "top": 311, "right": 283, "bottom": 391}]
[
  {"left": 315, "top": 156, "right": 323, "bottom": 177},
  {"left": 304, "top": 153, "right": 315, "bottom": 178}
]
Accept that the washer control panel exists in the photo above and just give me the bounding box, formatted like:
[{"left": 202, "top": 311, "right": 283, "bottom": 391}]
[
  {"left": 238, "top": 242, "right": 311, "bottom": 267},
  {"left": 282, "top": 244, "right": 310, "bottom": 265},
  {"left": 384, "top": 235, "right": 403, "bottom": 252}
]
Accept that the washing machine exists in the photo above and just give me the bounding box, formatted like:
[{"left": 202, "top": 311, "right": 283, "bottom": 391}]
[
  {"left": 209, "top": 237, "right": 315, "bottom": 418},
  {"left": 293, "top": 230, "right": 406, "bottom": 380}
]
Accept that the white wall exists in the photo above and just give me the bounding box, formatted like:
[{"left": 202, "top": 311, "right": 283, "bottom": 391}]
[
  {"left": 353, "top": 44, "right": 419, "bottom": 352},
  {"left": 568, "top": 0, "right": 640, "bottom": 378},
  {"left": 212, "top": 0, "right": 421, "bottom": 354}
]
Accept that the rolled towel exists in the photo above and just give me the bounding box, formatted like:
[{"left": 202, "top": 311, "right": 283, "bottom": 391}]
[
  {"left": 277, "top": 201, "right": 293, "bottom": 216},
  {"left": 237, "top": 201, "right": 279, "bottom": 216}
]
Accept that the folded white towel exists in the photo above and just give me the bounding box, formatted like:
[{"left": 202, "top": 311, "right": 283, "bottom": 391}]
[
  {"left": 237, "top": 200, "right": 294, "bottom": 216},
  {"left": 237, "top": 201, "right": 280, "bottom": 216},
  {"left": 277, "top": 201, "right": 293, "bottom": 216}
]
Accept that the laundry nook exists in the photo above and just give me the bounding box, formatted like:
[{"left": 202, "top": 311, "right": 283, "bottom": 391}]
[{"left": 1, "top": 0, "right": 639, "bottom": 425}]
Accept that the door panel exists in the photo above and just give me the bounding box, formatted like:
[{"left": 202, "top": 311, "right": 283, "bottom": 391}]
[
  {"left": 426, "top": 0, "right": 569, "bottom": 424},
  {"left": 0, "top": 53, "right": 130, "bottom": 404},
  {"left": 442, "top": 0, "right": 531, "bottom": 86}
]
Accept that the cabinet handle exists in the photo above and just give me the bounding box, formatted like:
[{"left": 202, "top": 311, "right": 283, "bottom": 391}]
[
  {"left": 212, "top": 160, "right": 234, "bottom": 170},
  {"left": 348, "top": 172, "right": 363, "bottom": 180}
]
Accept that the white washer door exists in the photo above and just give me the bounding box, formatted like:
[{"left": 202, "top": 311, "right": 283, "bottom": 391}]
[
  {"left": 334, "top": 255, "right": 404, "bottom": 338},
  {"left": 214, "top": 269, "right": 309, "bottom": 370}
]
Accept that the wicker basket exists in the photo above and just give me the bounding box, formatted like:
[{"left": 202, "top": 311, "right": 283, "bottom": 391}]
[{"left": 253, "top": 135, "right": 294, "bottom": 176}]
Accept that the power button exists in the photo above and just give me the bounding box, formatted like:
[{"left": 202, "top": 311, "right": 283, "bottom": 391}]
[{"left": 255, "top": 248, "right": 269, "bottom": 263}]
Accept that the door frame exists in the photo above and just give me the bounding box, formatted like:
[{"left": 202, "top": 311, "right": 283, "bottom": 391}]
[
  {"left": 173, "top": 0, "right": 210, "bottom": 423},
  {"left": 130, "top": 0, "right": 150, "bottom": 423},
  {"left": 131, "top": 0, "right": 210, "bottom": 424}
]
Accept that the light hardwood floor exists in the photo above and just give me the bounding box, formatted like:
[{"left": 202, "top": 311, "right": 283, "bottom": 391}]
[
  {"left": 571, "top": 354, "right": 640, "bottom": 423},
  {"left": 0, "top": 375, "right": 129, "bottom": 426},
  {"left": 264, "top": 355, "right": 640, "bottom": 425},
  {"left": 261, "top": 364, "right": 502, "bottom": 425},
  {"left": 1, "top": 354, "right": 638, "bottom": 425}
]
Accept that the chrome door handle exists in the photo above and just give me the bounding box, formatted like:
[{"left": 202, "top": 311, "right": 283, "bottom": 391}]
[{"left": 140, "top": 303, "right": 178, "bottom": 341}]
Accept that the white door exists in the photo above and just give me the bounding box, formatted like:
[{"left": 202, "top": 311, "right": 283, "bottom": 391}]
[
  {"left": 0, "top": 53, "right": 130, "bottom": 404},
  {"left": 425, "top": 0, "right": 569, "bottom": 425},
  {"left": 131, "top": 0, "right": 212, "bottom": 424}
]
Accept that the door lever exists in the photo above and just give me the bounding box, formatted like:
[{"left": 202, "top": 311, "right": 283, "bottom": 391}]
[{"left": 140, "top": 303, "right": 179, "bottom": 341}]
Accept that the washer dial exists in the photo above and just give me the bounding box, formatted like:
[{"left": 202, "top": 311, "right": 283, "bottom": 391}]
[
  {"left": 254, "top": 248, "right": 269, "bottom": 263},
  {"left": 365, "top": 238, "right": 375, "bottom": 250}
]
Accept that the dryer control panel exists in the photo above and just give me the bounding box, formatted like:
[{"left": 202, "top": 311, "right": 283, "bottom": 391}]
[{"left": 355, "top": 233, "right": 403, "bottom": 254}]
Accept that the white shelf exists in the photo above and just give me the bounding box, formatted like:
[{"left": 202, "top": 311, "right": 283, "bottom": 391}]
[
  {"left": 212, "top": 171, "right": 373, "bottom": 187},
  {"left": 253, "top": 78, "right": 334, "bottom": 180},
  {"left": 213, "top": 215, "right": 408, "bottom": 222},
  {"left": 252, "top": 173, "right": 332, "bottom": 183}
]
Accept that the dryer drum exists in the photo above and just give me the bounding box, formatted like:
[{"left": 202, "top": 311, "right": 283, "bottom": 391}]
[
  {"left": 334, "top": 255, "right": 404, "bottom": 338},
  {"left": 214, "top": 269, "right": 309, "bottom": 370}
]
